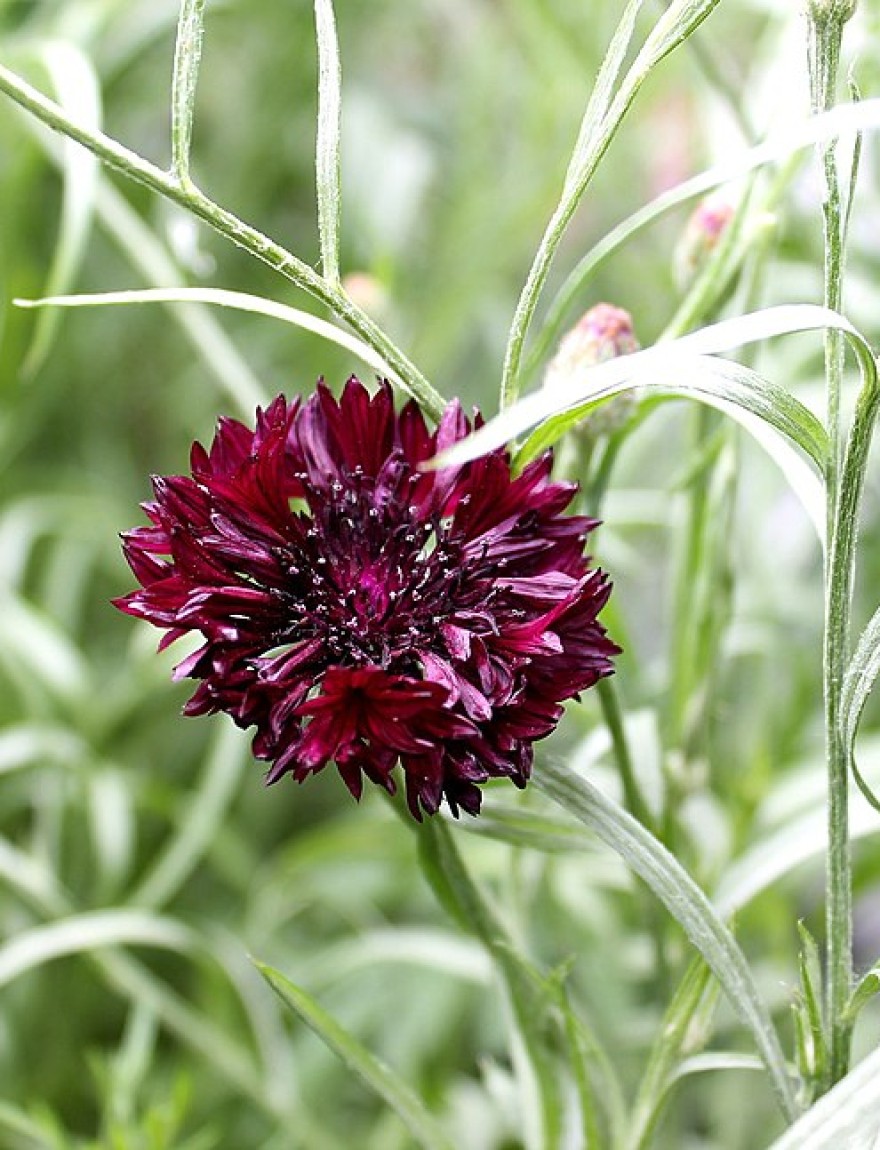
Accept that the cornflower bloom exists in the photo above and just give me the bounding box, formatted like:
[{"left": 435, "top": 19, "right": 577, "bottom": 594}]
[{"left": 116, "top": 378, "right": 618, "bottom": 818}]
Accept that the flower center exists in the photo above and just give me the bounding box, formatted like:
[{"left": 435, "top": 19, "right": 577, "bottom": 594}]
[{"left": 280, "top": 463, "right": 465, "bottom": 668}]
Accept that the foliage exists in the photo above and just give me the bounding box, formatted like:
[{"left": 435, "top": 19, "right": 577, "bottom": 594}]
[{"left": 2, "top": 1, "right": 880, "bottom": 1148}]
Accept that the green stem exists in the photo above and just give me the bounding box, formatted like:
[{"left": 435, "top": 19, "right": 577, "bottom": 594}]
[
  {"left": 808, "top": 8, "right": 853, "bottom": 1086},
  {"left": 170, "top": 0, "right": 207, "bottom": 185},
  {"left": 597, "top": 678, "right": 655, "bottom": 834},
  {"left": 500, "top": 0, "right": 723, "bottom": 408},
  {"left": 0, "top": 59, "right": 446, "bottom": 421}
]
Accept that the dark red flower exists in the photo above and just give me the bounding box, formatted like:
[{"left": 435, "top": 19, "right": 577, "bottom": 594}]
[{"left": 115, "top": 378, "right": 619, "bottom": 818}]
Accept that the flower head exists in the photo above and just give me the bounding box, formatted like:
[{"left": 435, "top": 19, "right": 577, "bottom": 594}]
[{"left": 115, "top": 378, "right": 618, "bottom": 818}]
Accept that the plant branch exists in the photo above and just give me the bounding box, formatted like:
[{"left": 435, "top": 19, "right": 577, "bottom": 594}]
[{"left": 0, "top": 59, "right": 446, "bottom": 421}]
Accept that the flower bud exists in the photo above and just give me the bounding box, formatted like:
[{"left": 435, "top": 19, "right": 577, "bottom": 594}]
[
  {"left": 674, "top": 195, "right": 735, "bottom": 290},
  {"left": 543, "top": 303, "right": 639, "bottom": 437}
]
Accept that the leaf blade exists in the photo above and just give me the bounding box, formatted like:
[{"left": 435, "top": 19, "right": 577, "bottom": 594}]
[
  {"left": 532, "top": 97, "right": 880, "bottom": 372},
  {"left": 500, "top": 0, "right": 722, "bottom": 406},
  {"left": 22, "top": 42, "right": 100, "bottom": 378},
  {"left": 841, "top": 605, "right": 880, "bottom": 813},
  {"left": 15, "top": 286, "right": 402, "bottom": 386},
  {"left": 512, "top": 354, "right": 827, "bottom": 539},
  {"left": 764, "top": 1045, "right": 880, "bottom": 1150},
  {"left": 534, "top": 761, "right": 800, "bottom": 1122},
  {"left": 254, "top": 959, "right": 455, "bottom": 1150}
]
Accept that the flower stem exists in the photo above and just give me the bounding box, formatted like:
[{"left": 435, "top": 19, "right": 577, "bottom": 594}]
[
  {"left": 597, "top": 678, "right": 655, "bottom": 833},
  {"left": 807, "top": 2, "right": 854, "bottom": 1086},
  {"left": 0, "top": 59, "right": 446, "bottom": 422}
]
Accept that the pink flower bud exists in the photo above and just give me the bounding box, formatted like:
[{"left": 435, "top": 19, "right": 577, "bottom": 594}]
[
  {"left": 674, "top": 196, "right": 735, "bottom": 289},
  {"left": 543, "top": 303, "right": 639, "bottom": 437}
]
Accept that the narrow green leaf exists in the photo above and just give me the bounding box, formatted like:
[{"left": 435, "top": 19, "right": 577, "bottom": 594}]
[
  {"left": 715, "top": 780, "right": 880, "bottom": 917},
  {"left": 462, "top": 803, "right": 595, "bottom": 853},
  {"left": 418, "top": 818, "right": 565, "bottom": 1150},
  {"left": 0, "top": 910, "right": 196, "bottom": 989},
  {"left": 0, "top": 57, "right": 445, "bottom": 420},
  {"left": 17, "top": 95, "right": 267, "bottom": 413},
  {"left": 632, "top": 0, "right": 722, "bottom": 72},
  {"left": 0, "top": 1101, "right": 57, "bottom": 1149},
  {"left": 557, "top": 981, "right": 614, "bottom": 1150},
  {"left": 843, "top": 966, "right": 880, "bottom": 1026},
  {"left": 94, "top": 181, "right": 267, "bottom": 416},
  {"left": 500, "top": 0, "right": 722, "bottom": 406},
  {"left": 171, "top": 0, "right": 207, "bottom": 182},
  {"left": 627, "top": 957, "right": 715, "bottom": 1150},
  {"left": 841, "top": 80, "right": 863, "bottom": 253},
  {"left": 672, "top": 1052, "right": 764, "bottom": 1081},
  {"left": 796, "top": 922, "right": 828, "bottom": 1093},
  {"left": 23, "top": 42, "right": 100, "bottom": 378},
  {"left": 87, "top": 768, "right": 136, "bottom": 897},
  {"left": 446, "top": 305, "right": 874, "bottom": 472},
  {"left": 254, "top": 960, "right": 455, "bottom": 1150},
  {"left": 549, "top": 356, "right": 823, "bottom": 537},
  {"left": 841, "top": 604, "right": 880, "bottom": 813},
  {"left": 0, "top": 723, "right": 82, "bottom": 775},
  {"left": 764, "top": 1044, "right": 880, "bottom": 1149},
  {"left": 15, "top": 287, "right": 403, "bottom": 388},
  {"left": 98, "top": 948, "right": 276, "bottom": 1118},
  {"left": 132, "top": 723, "right": 247, "bottom": 910},
  {"left": 0, "top": 592, "right": 91, "bottom": 705},
  {"left": 314, "top": 0, "right": 342, "bottom": 283},
  {"left": 302, "top": 928, "right": 492, "bottom": 988},
  {"left": 563, "top": 0, "right": 646, "bottom": 193},
  {"left": 531, "top": 97, "right": 880, "bottom": 371},
  {"left": 534, "top": 761, "right": 800, "bottom": 1122}
]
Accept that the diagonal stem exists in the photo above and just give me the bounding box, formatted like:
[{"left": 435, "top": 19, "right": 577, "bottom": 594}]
[{"left": 0, "top": 59, "right": 446, "bottom": 421}]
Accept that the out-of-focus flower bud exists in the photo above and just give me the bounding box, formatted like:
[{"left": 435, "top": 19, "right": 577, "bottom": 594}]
[
  {"left": 341, "top": 272, "right": 392, "bottom": 326},
  {"left": 543, "top": 303, "right": 639, "bottom": 438},
  {"left": 674, "top": 196, "right": 735, "bottom": 290}
]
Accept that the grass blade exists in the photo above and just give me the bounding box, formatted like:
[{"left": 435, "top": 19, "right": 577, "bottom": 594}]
[
  {"left": 131, "top": 723, "right": 248, "bottom": 910},
  {"left": 715, "top": 782, "right": 880, "bottom": 918},
  {"left": 515, "top": 354, "right": 827, "bottom": 538},
  {"left": 22, "top": 42, "right": 99, "bottom": 378},
  {"left": 0, "top": 910, "right": 196, "bottom": 989},
  {"left": 627, "top": 957, "right": 715, "bottom": 1150},
  {"left": 417, "top": 818, "right": 565, "bottom": 1148},
  {"left": 15, "top": 286, "right": 403, "bottom": 387},
  {"left": 254, "top": 959, "right": 455, "bottom": 1150},
  {"left": 534, "top": 760, "right": 800, "bottom": 1122},
  {"left": 314, "top": 0, "right": 342, "bottom": 283},
  {"left": 842, "top": 605, "right": 880, "bottom": 812},
  {"left": 765, "top": 1044, "right": 880, "bottom": 1150},
  {"left": 530, "top": 97, "right": 880, "bottom": 376},
  {"left": 501, "top": 0, "right": 722, "bottom": 406},
  {"left": 563, "top": 0, "right": 646, "bottom": 193},
  {"left": 435, "top": 306, "right": 876, "bottom": 537}
]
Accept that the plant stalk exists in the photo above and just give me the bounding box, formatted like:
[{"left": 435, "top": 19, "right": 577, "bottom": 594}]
[
  {"left": 0, "top": 59, "right": 446, "bottom": 422},
  {"left": 808, "top": 3, "right": 853, "bottom": 1086}
]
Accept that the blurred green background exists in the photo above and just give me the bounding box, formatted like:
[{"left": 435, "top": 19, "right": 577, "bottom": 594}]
[{"left": 1, "top": 0, "right": 880, "bottom": 1147}]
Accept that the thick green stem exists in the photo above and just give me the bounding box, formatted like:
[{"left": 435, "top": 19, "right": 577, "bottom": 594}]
[
  {"left": 0, "top": 59, "right": 446, "bottom": 421},
  {"left": 808, "top": 7, "right": 853, "bottom": 1086}
]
